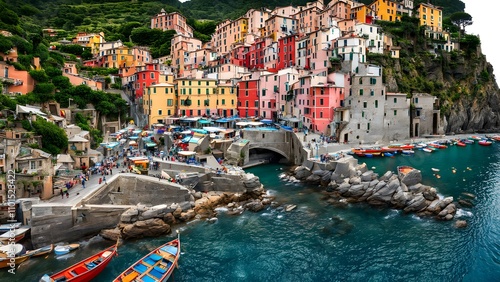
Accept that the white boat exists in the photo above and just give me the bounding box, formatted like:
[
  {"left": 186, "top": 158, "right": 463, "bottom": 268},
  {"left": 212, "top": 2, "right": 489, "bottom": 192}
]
[
  {"left": 0, "top": 244, "right": 25, "bottom": 257},
  {"left": 0, "top": 222, "right": 22, "bottom": 232},
  {"left": 54, "top": 243, "right": 80, "bottom": 256},
  {"left": 402, "top": 150, "right": 414, "bottom": 155},
  {"left": 0, "top": 227, "right": 30, "bottom": 243},
  {"left": 422, "top": 148, "right": 433, "bottom": 153},
  {"left": 432, "top": 168, "right": 440, "bottom": 172}
]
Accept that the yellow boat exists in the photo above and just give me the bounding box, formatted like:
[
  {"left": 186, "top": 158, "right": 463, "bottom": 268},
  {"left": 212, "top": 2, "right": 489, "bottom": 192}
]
[{"left": 0, "top": 253, "right": 30, "bottom": 269}]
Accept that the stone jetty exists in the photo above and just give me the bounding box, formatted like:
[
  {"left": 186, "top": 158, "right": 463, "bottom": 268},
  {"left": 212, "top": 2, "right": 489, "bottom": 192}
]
[
  {"left": 286, "top": 156, "right": 458, "bottom": 221},
  {"left": 101, "top": 176, "right": 271, "bottom": 240}
]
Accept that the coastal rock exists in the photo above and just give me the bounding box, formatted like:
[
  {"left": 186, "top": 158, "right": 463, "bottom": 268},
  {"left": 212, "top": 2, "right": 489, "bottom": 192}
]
[
  {"left": 162, "top": 213, "right": 176, "bottom": 225},
  {"left": 193, "top": 192, "right": 203, "bottom": 199},
  {"left": 245, "top": 201, "right": 265, "bottom": 212},
  {"left": 120, "top": 208, "right": 139, "bottom": 223},
  {"left": 367, "top": 180, "right": 399, "bottom": 204},
  {"left": 438, "top": 197, "right": 454, "bottom": 210},
  {"left": 313, "top": 169, "right": 329, "bottom": 176},
  {"left": 121, "top": 218, "right": 170, "bottom": 239},
  {"left": 458, "top": 199, "right": 474, "bottom": 208},
  {"left": 356, "top": 163, "right": 368, "bottom": 174},
  {"left": 330, "top": 172, "right": 341, "bottom": 182},
  {"left": 138, "top": 204, "right": 169, "bottom": 221},
  {"left": 100, "top": 228, "right": 121, "bottom": 241},
  {"left": 243, "top": 176, "right": 261, "bottom": 189},
  {"left": 321, "top": 171, "right": 333, "bottom": 186},
  {"left": 400, "top": 169, "right": 422, "bottom": 187},
  {"left": 337, "top": 183, "right": 351, "bottom": 195},
  {"left": 325, "top": 161, "right": 337, "bottom": 171},
  {"left": 373, "top": 181, "right": 387, "bottom": 193},
  {"left": 326, "top": 182, "right": 338, "bottom": 192},
  {"left": 379, "top": 171, "right": 393, "bottom": 181},
  {"left": 305, "top": 174, "right": 321, "bottom": 184},
  {"left": 360, "top": 171, "right": 374, "bottom": 182},
  {"left": 346, "top": 184, "right": 366, "bottom": 198},
  {"left": 423, "top": 187, "right": 438, "bottom": 201},
  {"left": 173, "top": 207, "right": 183, "bottom": 218},
  {"left": 391, "top": 187, "right": 408, "bottom": 208},
  {"left": 426, "top": 199, "right": 442, "bottom": 213},
  {"left": 369, "top": 179, "right": 379, "bottom": 188},
  {"left": 403, "top": 194, "right": 427, "bottom": 213},
  {"left": 179, "top": 209, "right": 196, "bottom": 221},
  {"left": 295, "top": 166, "right": 312, "bottom": 179},
  {"left": 438, "top": 203, "right": 457, "bottom": 218},
  {"left": 455, "top": 220, "right": 468, "bottom": 228},
  {"left": 349, "top": 176, "right": 361, "bottom": 185},
  {"left": 333, "top": 161, "right": 350, "bottom": 178},
  {"left": 400, "top": 182, "right": 408, "bottom": 192},
  {"left": 302, "top": 160, "right": 314, "bottom": 171}
]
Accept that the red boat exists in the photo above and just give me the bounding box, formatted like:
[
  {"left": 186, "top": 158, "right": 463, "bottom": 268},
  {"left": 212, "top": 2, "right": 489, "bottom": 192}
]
[
  {"left": 479, "top": 140, "right": 492, "bottom": 146},
  {"left": 428, "top": 143, "right": 447, "bottom": 149},
  {"left": 456, "top": 141, "right": 466, "bottom": 147},
  {"left": 45, "top": 245, "right": 117, "bottom": 282}
]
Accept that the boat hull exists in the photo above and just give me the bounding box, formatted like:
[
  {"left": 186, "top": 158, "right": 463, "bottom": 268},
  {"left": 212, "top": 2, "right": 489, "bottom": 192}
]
[
  {"left": 114, "top": 238, "right": 180, "bottom": 282},
  {"left": 49, "top": 245, "right": 117, "bottom": 282},
  {"left": 0, "top": 254, "right": 30, "bottom": 268},
  {"left": 26, "top": 244, "right": 53, "bottom": 258}
]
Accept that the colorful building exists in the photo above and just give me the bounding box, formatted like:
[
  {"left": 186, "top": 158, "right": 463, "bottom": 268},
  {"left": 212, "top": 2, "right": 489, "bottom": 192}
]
[
  {"left": 277, "top": 35, "right": 297, "bottom": 70},
  {"left": 416, "top": 2, "right": 442, "bottom": 32},
  {"left": 150, "top": 9, "right": 194, "bottom": 37},
  {"left": 73, "top": 32, "right": 105, "bottom": 55},
  {"left": 135, "top": 63, "right": 160, "bottom": 99},
  {"left": 215, "top": 81, "right": 238, "bottom": 118},
  {"left": 370, "top": 0, "right": 400, "bottom": 22},
  {"left": 1, "top": 61, "right": 36, "bottom": 95},
  {"left": 176, "top": 78, "right": 218, "bottom": 117},
  {"left": 143, "top": 75, "right": 176, "bottom": 126},
  {"left": 237, "top": 79, "right": 260, "bottom": 118}
]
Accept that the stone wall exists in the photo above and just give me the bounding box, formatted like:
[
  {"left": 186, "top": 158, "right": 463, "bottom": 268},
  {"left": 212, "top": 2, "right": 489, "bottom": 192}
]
[
  {"left": 243, "top": 130, "right": 307, "bottom": 165},
  {"left": 30, "top": 204, "right": 130, "bottom": 248},
  {"left": 84, "top": 174, "right": 191, "bottom": 206}
]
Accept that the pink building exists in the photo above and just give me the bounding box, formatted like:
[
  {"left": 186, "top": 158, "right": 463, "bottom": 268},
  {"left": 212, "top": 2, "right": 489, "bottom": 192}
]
[
  {"left": 63, "top": 72, "right": 104, "bottom": 91},
  {"left": 264, "top": 14, "right": 296, "bottom": 42},
  {"left": 1, "top": 62, "right": 35, "bottom": 95},
  {"left": 170, "top": 35, "right": 202, "bottom": 77},
  {"left": 242, "top": 8, "right": 271, "bottom": 38},
  {"left": 293, "top": 4, "right": 321, "bottom": 36},
  {"left": 258, "top": 72, "right": 279, "bottom": 120},
  {"left": 151, "top": 9, "right": 193, "bottom": 37}
]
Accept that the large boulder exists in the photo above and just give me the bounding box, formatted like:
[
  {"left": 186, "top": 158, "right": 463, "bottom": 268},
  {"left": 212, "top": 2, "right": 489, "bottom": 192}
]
[
  {"left": 400, "top": 169, "right": 422, "bottom": 186},
  {"left": 333, "top": 161, "right": 351, "bottom": 178},
  {"left": 346, "top": 184, "right": 366, "bottom": 198},
  {"left": 349, "top": 176, "right": 361, "bottom": 185},
  {"left": 295, "top": 166, "right": 312, "bottom": 179},
  {"left": 360, "top": 171, "right": 374, "bottom": 182},
  {"left": 243, "top": 176, "right": 261, "bottom": 189},
  {"left": 426, "top": 199, "right": 442, "bottom": 213},
  {"left": 391, "top": 187, "right": 408, "bottom": 208},
  {"left": 245, "top": 200, "right": 265, "bottom": 212},
  {"left": 403, "top": 194, "right": 427, "bottom": 213},
  {"left": 379, "top": 171, "right": 393, "bottom": 181},
  {"left": 120, "top": 208, "right": 139, "bottom": 223},
  {"left": 355, "top": 163, "right": 368, "bottom": 174},
  {"left": 423, "top": 187, "right": 438, "bottom": 201},
  {"left": 305, "top": 174, "right": 321, "bottom": 184},
  {"left": 438, "top": 197, "right": 454, "bottom": 209},
  {"left": 321, "top": 171, "right": 333, "bottom": 186},
  {"left": 121, "top": 218, "right": 170, "bottom": 239},
  {"left": 100, "top": 228, "right": 121, "bottom": 241},
  {"left": 367, "top": 179, "right": 399, "bottom": 204},
  {"left": 138, "top": 204, "right": 170, "bottom": 221},
  {"left": 337, "top": 183, "right": 351, "bottom": 195}
]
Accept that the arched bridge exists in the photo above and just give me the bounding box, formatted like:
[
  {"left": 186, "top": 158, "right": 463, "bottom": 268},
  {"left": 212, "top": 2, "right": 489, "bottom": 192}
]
[{"left": 242, "top": 130, "right": 307, "bottom": 165}]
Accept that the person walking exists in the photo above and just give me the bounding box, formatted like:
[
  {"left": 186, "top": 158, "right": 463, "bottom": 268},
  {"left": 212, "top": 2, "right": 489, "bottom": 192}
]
[
  {"left": 82, "top": 178, "right": 86, "bottom": 189},
  {"left": 103, "top": 175, "right": 107, "bottom": 184}
]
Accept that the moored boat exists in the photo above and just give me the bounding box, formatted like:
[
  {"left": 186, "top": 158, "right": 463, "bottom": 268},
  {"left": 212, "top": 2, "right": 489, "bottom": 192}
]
[
  {"left": 478, "top": 140, "right": 492, "bottom": 146},
  {"left": 0, "top": 222, "right": 22, "bottom": 232},
  {"left": 0, "top": 253, "right": 30, "bottom": 269},
  {"left": 0, "top": 227, "right": 30, "bottom": 243},
  {"left": 26, "top": 244, "right": 53, "bottom": 258},
  {"left": 457, "top": 141, "right": 466, "bottom": 147},
  {"left": 422, "top": 148, "right": 433, "bottom": 153},
  {"left": 0, "top": 244, "right": 25, "bottom": 257},
  {"left": 402, "top": 150, "right": 414, "bottom": 155},
  {"left": 43, "top": 244, "right": 117, "bottom": 282},
  {"left": 431, "top": 168, "right": 440, "bottom": 172},
  {"left": 114, "top": 238, "right": 180, "bottom": 282},
  {"left": 54, "top": 244, "right": 80, "bottom": 256}
]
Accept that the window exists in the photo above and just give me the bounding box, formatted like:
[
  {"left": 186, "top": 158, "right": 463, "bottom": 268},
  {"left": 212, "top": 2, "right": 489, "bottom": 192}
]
[
  {"left": 222, "top": 99, "right": 226, "bottom": 105},
  {"left": 320, "top": 99, "right": 324, "bottom": 105},
  {"left": 394, "top": 98, "right": 397, "bottom": 103},
  {"left": 158, "top": 109, "right": 162, "bottom": 115},
  {"left": 31, "top": 162, "right": 36, "bottom": 169},
  {"left": 359, "top": 78, "right": 363, "bottom": 84},
  {"left": 362, "top": 111, "right": 365, "bottom": 118},
  {"left": 414, "top": 97, "right": 419, "bottom": 103},
  {"left": 254, "top": 101, "right": 258, "bottom": 107},
  {"left": 363, "top": 101, "right": 367, "bottom": 108},
  {"left": 370, "top": 89, "right": 374, "bottom": 96},
  {"left": 375, "top": 100, "right": 378, "bottom": 108},
  {"left": 359, "top": 89, "right": 364, "bottom": 95},
  {"left": 198, "top": 89, "right": 201, "bottom": 94},
  {"left": 394, "top": 110, "right": 397, "bottom": 116},
  {"left": 370, "top": 78, "right": 376, "bottom": 84},
  {"left": 167, "top": 99, "right": 173, "bottom": 106},
  {"left": 262, "top": 89, "right": 266, "bottom": 96},
  {"left": 197, "top": 100, "right": 200, "bottom": 106},
  {"left": 150, "top": 73, "right": 155, "bottom": 79}
]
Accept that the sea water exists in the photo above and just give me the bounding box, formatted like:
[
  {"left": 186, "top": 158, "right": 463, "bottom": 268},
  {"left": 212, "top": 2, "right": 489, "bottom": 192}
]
[{"left": 6, "top": 143, "right": 500, "bottom": 282}]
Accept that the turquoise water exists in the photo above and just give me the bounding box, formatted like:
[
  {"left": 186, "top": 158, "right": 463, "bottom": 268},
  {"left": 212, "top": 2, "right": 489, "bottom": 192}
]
[{"left": 4, "top": 143, "right": 500, "bottom": 281}]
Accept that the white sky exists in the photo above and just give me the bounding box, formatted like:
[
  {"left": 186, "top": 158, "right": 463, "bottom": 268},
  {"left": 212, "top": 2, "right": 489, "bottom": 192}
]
[{"left": 462, "top": 0, "right": 499, "bottom": 84}]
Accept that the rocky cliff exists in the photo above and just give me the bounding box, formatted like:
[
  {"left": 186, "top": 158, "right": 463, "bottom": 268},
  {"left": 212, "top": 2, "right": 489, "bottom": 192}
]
[{"left": 371, "top": 20, "right": 500, "bottom": 134}]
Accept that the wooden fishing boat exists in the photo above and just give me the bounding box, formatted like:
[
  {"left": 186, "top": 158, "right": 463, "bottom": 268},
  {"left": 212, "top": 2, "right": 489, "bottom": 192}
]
[
  {"left": 464, "top": 139, "right": 474, "bottom": 144},
  {"left": 0, "top": 222, "right": 22, "bottom": 232},
  {"left": 114, "top": 238, "right": 180, "bottom": 282},
  {"left": 478, "top": 140, "right": 492, "bottom": 146},
  {"left": 0, "top": 244, "right": 25, "bottom": 257},
  {"left": 54, "top": 244, "right": 80, "bottom": 256},
  {"left": 26, "top": 244, "right": 53, "bottom": 258},
  {"left": 492, "top": 136, "right": 500, "bottom": 141},
  {"left": 402, "top": 150, "right": 414, "bottom": 155},
  {"left": 0, "top": 227, "right": 30, "bottom": 243},
  {"left": 44, "top": 245, "right": 117, "bottom": 282},
  {"left": 428, "top": 143, "right": 447, "bottom": 149},
  {"left": 0, "top": 253, "right": 30, "bottom": 268}
]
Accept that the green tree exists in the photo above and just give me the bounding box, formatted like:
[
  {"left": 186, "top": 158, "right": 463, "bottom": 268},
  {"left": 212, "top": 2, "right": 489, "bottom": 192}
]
[
  {"left": 52, "top": 76, "right": 72, "bottom": 90},
  {"left": 32, "top": 117, "right": 68, "bottom": 155},
  {"left": 34, "top": 83, "right": 56, "bottom": 102},
  {"left": 29, "top": 70, "right": 49, "bottom": 83},
  {"left": 450, "top": 12, "right": 473, "bottom": 38},
  {"left": 0, "top": 9, "right": 19, "bottom": 25}
]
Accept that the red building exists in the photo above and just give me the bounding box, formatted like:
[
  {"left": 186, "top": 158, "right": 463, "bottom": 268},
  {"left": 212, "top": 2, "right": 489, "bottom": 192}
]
[
  {"left": 237, "top": 79, "right": 260, "bottom": 118},
  {"left": 230, "top": 45, "right": 249, "bottom": 67},
  {"left": 245, "top": 38, "right": 267, "bottom": 70},
  {"left": 135, "top": 63, "right": 160, "bottom": 99},
  {"left": 304, "top": 85, "right": 345, "bottom": 132},
  {"left": 277, "top": 35, "right": 297, "bottom": 70}
]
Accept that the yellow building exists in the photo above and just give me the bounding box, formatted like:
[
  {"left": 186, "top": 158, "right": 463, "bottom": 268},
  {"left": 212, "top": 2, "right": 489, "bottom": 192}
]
[
  {"left": 101, "top": 46, "right": 135, "bottom": 68},
  {"left": 416, "top": 2, "right": 442, "bottom": 32},
  {"left": 235, "top": 17, "right": 248, "bottom": 44},
  {"left": 215, "top": 82, "right": 238, "bottom": 117},
  {"left": 176, "top": 78, "right": 218, "bottom": 117},
  {"left": 351, "top": 5, "right": 375, "bottom": 24},
  {"left": 370, "top": 0, "right": 400, "bottom": 22},
  {"left": 143, "top": 75, "right": 176, "bottom": 125}
]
